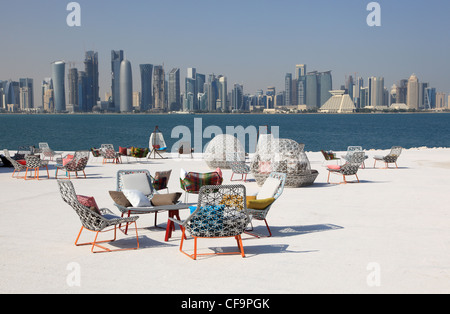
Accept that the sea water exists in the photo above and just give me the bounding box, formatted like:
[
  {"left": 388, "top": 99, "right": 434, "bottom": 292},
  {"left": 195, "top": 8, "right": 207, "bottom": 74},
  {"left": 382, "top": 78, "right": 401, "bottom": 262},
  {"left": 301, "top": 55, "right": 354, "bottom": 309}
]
[{"left": 1, "top": 113, "right": 449, "bottom": 152}]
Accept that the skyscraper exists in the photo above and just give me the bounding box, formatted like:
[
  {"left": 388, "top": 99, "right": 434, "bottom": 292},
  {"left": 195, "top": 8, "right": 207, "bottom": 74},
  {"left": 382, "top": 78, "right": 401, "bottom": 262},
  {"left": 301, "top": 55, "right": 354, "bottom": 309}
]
[
  {"left": 19, "top": 78, "right": 34, "bottom": 108},
  {"left": 406, "top": 74, "right": 419, "bottom": 110},
  {"left": 52, "top": 61, "right": 66, "bottom": 113},
  {"left": 68, "top": 68, "right": 78, "bottom": 110},
  {"left": 153, "top": 65, "right": 165, "bottom": 111},
  {"left": 119, "top": 59, "right": 133, "bottom": 112},
  {"left": 284, "top": 73, "right": 292, "bottom": 106},
  {"left": 84, "top": 51, "right": 99, "bottom": 112},
  {"left": 139, "top": 64, "right": 153, "bottom": 111},
  {"left": 111, "top": 50, "right": 124, "bottom": 112},
  {"left": 318, "top": 71, "right": 332, "bottom": 107},
  {"left": 305, "top": 72, "right": 318, "bottom": 109},
  {"left": 368, "top": 76, "right": 384, "bottom": 107},
  {"left": 78, "top": 71, "right": 88, "bottom": 112},
  {"left": 168, "top": 68, "right": 181, "bottom": 111},
  {"left": 217, "top": 75, "right": 227, "bottom": 111}
]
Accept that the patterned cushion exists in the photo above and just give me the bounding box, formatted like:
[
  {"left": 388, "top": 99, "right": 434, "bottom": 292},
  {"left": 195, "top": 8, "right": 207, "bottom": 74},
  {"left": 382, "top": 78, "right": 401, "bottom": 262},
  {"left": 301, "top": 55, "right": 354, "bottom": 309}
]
[
  {"left": 90, "top": 148, "right": 101, "bottom": 157},
  {"left": 220, "top": 194, "right": 244, "bottom": 211},
  {"left": 131, "top": 147, "right": 149, "bottom": 158},
  {"left": 187, "top": 205, "right": 225, "bottom": 237},
  {"left": 77, "top": 195, "right": 101, "bottom": 215},
  {"left": 180, "top": 171, "right": 223, "bottom": 193}
]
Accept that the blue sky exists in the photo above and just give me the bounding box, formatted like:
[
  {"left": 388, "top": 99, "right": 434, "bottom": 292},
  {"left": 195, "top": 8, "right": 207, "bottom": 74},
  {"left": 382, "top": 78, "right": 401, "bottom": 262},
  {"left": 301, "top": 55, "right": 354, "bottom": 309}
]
[{"left": 1, "top": 0, "right": 450, "bottom": 99}]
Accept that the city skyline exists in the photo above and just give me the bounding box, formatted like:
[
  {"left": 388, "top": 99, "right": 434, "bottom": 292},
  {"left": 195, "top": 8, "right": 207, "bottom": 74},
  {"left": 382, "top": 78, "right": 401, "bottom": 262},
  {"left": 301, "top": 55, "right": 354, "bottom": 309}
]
[{"left": 1, "top": 0, "right": 450, "bottom": 99}]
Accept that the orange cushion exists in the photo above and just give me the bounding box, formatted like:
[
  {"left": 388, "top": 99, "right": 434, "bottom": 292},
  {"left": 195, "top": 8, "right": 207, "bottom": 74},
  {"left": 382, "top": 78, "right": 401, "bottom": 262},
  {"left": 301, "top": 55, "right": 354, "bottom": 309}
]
[
  {"left": 17, "top": 160, "right": 26, "bottom": 165},
  {"left": 327, "top": 165, "right": 341, "bottom": 170},
  {"left": 63, "top": 158, "right": 73, "bottom": 166}
]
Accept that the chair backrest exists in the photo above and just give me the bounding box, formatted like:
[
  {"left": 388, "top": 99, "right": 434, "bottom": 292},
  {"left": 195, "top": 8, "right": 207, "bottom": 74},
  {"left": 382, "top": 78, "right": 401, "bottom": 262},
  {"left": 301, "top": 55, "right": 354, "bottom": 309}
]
[
  {"left": 101, "top": 144, "right": 116, "bottom": 158},
  {"left": 57, "top": 180, "right": 107, "bottom": 231},
  {"left": 340, "top": 152, "right": 365, "bottom": 175},
  {"left": 117, "top": 169, "right": 155, "bottom": 197},
  {"left": 65, "top": 151, "right": 89, "bottom": 171},
  {"left": 179, "top": 141, "right": 192, "bottom": 155},
  {"left": 3, "top": 149, "right": 25, "bottom": 170},
  {"left": 25, "top": 155, "right": 42, "bottom": 168},
  {"left": 185, "top": 184, "right": 250, "bottom": 238},
  {"left": 389, "top": 146, "right": 402, "bottom": 157},
  {"left": 257, "top": 172, "right": 286, "bottom": 201},
  {"left": 347, "top": 146, "right": 362, "bottom": 152},
  {"left": 39, "top": 143, "right": 50, "bottom": 150}
]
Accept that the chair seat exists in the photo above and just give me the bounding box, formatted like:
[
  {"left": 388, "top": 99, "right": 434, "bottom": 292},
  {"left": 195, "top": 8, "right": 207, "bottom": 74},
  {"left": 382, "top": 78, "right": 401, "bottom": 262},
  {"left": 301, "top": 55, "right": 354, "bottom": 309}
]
[{"left": 373, "top": 155, "right": 384, "bottom": 160}]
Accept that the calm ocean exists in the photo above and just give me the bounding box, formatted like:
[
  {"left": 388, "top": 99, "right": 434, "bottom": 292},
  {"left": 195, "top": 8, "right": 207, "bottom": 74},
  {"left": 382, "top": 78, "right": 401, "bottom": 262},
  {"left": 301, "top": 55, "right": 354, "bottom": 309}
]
[{"left": 1, "top": 113, "right": 449, "bottom": 152}]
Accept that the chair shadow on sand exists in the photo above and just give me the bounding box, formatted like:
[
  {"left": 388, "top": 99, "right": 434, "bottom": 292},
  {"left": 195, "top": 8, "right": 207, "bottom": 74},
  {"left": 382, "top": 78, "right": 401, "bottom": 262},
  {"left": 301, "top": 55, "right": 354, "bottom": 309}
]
[{"left": 204, "top": 224, "right": 344, "bottom": 258}]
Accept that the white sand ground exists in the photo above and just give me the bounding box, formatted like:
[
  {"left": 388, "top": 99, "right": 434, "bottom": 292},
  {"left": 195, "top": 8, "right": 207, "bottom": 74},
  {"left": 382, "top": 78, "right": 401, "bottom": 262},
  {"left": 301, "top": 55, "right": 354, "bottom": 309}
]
[{"left": 0, "top": 147, "right": 449, "bottom": 294}]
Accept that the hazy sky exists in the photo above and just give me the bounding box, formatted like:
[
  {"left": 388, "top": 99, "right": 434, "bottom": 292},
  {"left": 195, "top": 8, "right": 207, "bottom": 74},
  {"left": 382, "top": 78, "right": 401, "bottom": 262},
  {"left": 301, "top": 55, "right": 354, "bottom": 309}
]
[{"left": 1, "top": 0, "right": 450, "bottom": 101}]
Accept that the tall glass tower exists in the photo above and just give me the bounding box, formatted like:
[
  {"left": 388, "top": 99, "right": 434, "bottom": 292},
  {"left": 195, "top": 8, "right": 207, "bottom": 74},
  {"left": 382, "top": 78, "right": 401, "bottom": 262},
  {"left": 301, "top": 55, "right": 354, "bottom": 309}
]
[
  {"left": 119, "top": 59, "right": 133, "bottom": 112},
  {"left": 168, "top": 68, "right": 180, "bottom": 111},
  {"left": 305, "top": 72, "right": 318, "bottom": 109},
  {"left": 153, "top": 66, "right": 165, "bottom": 111},
  {"left": 111, "top": 50, "right": 124, "bottom": 112},
  {"left": 318, "top": 71, "right": 332, "bottom": 107},
  {"left": 84, "top": 51, "right": 99, "bottom": 112},
  {"left": 52, "top": 61, "right": 66, "bottom": 113},
  {"left": 140, "top": 64, "right": 153, "bottom": 111}
]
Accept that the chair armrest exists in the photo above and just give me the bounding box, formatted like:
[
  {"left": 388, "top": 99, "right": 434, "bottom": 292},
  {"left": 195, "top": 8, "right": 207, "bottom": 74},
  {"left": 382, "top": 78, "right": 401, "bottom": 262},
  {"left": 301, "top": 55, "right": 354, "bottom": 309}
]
[{"left": 168, "top": 217, "right": 185, "bottom": 226}]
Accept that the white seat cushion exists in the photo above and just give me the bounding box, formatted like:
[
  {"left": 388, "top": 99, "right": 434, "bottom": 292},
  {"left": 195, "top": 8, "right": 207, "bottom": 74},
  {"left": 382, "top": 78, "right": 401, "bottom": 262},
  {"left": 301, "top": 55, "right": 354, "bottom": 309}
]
[
  {"left": 257, "top": 177, "right": 281, "bottom": 200},
  {"left": 122, "top": 189, "right": 152, "bottom": 207},
  {"left": 121, "top": 173, "right": 152, "bottom": 196}
]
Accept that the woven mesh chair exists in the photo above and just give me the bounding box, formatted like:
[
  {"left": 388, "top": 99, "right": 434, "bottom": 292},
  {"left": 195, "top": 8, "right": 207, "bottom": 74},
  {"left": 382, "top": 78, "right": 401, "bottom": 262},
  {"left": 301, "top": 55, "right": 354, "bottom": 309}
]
[
  {"left": 245, "top": 172, "right": 286, "bottom": 238},
  {"left": 57, "top": 180, "right": 139, "bottom": 253},
  {"left": 251, "top": 138, "right": 318, "bottom": 187},
  {"left": 230, "top": 161, "right": 251, "bottom": 182},
  {"left": 39, "top": 142, "right": 62, "bottom": 161},
  {"left": 203, "top": 134, "right": 246, "bottom": 169},
  {"left": 3, "top": 149, "right": 27, "bottom": 178},
  {"left": 373, "top": 146, "right": 403, "bottom": 168},
  {"left": 55, "top": 150, "right": 89, "bottom": 179},
  {"left": 100, "top": 144, "right": 121, "bottom": 164},
  {"left": 24, "top": 155, "right": 49, "bottom": 180},
  {"left": 148, "top": 126, "right": 167, "bottom": 159},
  {"left": 170, "top": 184, "right": 250, "bottom": 260},
  {"left": 327, "top": 151, "right": 365, "bottom": 184},
  {"left": 342, "top": 146, "right": 368, "bottom": 168}
]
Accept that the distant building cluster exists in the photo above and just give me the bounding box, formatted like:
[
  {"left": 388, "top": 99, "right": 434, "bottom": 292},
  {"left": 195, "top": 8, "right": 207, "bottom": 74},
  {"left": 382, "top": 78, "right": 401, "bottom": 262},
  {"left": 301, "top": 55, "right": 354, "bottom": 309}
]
[{"left": 1, "top": 52, "right": 448, "bottom": 114}]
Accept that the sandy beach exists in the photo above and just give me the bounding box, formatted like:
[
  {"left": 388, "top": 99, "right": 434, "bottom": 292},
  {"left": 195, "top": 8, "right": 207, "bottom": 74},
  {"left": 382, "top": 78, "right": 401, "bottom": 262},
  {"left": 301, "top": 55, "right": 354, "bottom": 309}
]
[{"left": 0, "top": 147, "right": 449, "bottom": 294}]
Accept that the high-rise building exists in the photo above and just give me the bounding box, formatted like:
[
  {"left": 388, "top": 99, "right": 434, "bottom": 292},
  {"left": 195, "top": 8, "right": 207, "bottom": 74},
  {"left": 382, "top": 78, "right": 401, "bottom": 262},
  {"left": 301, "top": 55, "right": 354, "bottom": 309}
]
[
  {"left": 232, "top": 84, "right": 244, "bottom": 111},
  {"left": 52, "top": 61, "right": 66, "bottom": 113},
  {"left": 196, "top": 73, "right": 205, "bottom": 94},
  {"left": 19, "top": 78, "right": 34, "bottom": 108},
  {"left": 41, "top": 78, "right": 53, "bottom": 111},
  {"left": 424, "top": 87, "right": 436, "bottom": 109},
  {"left": 68, "top": 68, "right": 79, "bottom": 110},
  {"left": 406, "top": 74, "right": 419, "bottom": 110},
  {"left": 205, "top": 74, "right": 218, "bottom": 112},
  {"left": 84, "top": 51, "right": 99, "bottom": 112},
  {"left": 119, "top": 59, "right": 133, "bottom": 112},
  {"left": 295, "top": 64, "right": 307, "bottom": 79},
  {"left": 78, "top": 71, "right": 88, "bottom": 112},
  {"left": 111, "top": 50, "right": 124, "bottom": 112},
  {"left": 139, "top": 64, "right": 153, "bottom": 111},
  {"left": 284, "top": 73, "right": 292, "bottom": 106},
  {"left": 217, "top": 76, "right": 227, "bottom": 111},
  {"left": 318, "top": 71, "right": 332, "bottom": 107},
  {"left": 168, "top": 68, "right": 181, "bottom": 111},
  {"left": 368, "top": 76, "right": 384, "bottom": 107},
  {"left": 153, "top": 65, "right": 165, "bottom": 111},
  {"left": 305, "top": 72, "right": 318, "bottom": 109},
  {"left": 436, "top": 92, "right": 446, "bottom": 109}
]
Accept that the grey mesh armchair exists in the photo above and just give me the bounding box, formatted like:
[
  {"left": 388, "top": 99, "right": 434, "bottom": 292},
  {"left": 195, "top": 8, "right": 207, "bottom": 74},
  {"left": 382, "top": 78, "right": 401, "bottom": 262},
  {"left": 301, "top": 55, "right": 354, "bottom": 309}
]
[
  {"left": 170, "top": 184, "right": 250, "bottom": 260},
  {"left": 55, "top": 150, "right": 90, "bottom": 179},
  {"left": 57, "top": 180, "right": 139, "bottom": 253},
  {"left": 327, "top": 151, "right": 365, "bottom": 184},
  {"left": 3, "top": 149, "right": 26, "bottom": 178},
  {"left": 373, "top": 146, "right": 403, "bottom": 168}
]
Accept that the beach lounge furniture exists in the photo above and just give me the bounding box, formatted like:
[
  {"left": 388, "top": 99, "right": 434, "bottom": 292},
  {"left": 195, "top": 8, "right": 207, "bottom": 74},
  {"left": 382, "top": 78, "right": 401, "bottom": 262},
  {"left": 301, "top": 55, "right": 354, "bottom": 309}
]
[
  {"left": 203, "top": 134, "right": 246, "bottom": 169},
  {"left": 321, "top": 149, "right": 341, "bottom": 166},
  {"left": 373, "top": 146, "right": 403, "bottom": 169},
  {"left": 341, "top": 146, "right": 368, "bottom": 168},
  {"left": 230, "top": 161, "right": 251, "bottom": 182},
  {"left": 100, "top": 144, "right": 121, "bottom": 164},
  {"left": 245, "top": 172, "right": 286, "bottom": 238},
  {"left": 39, "top": 142, "right": 62, "bottom": 161},
  {"left": 251, "top": 138, "right": 318, "bottom": 187},
  {"left": 24, "top": 155, "right": 50, "bottom": 180},
  {"left": 151, "top": 170, "right": 172, "bottom": 193},
  {"left": 57, "top": 180, "right": 139, "bottom": 253},
  {"left": 148, "top": 126, "right": 167, "bottom": 159},
  {"left": 178, "top": 141, "right": 194, "bottom": 158},
  {"left": 327, "top": 151, "right": 365, "bottom": 184},
  {"left": 180, "top": 168, "right": 223, "bottom": 202},
  {"left": 3, "top": 149, "right": 27, "bottom": 178},
  {"left": 55, "top": 150, "right": 90, "bottom": 179},
  {"left": 114, "top": 169, "right": 193, "bottom": 239},
  {"left": 169, "top": 184, "right": 250, "bottom": 260}
]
